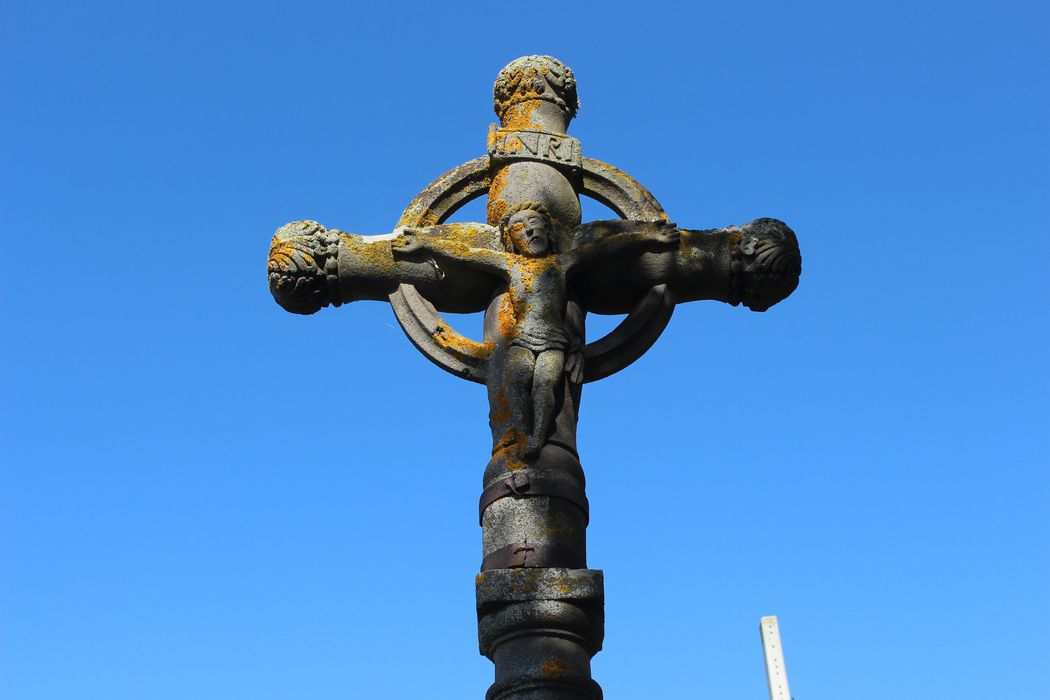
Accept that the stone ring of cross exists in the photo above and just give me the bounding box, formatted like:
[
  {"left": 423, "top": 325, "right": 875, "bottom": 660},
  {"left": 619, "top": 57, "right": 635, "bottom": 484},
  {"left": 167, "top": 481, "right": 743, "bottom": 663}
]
[
  {"left": 389, "top": 153, "right": 681, "bottom": 384},
  {"left": 267, "top": 98, "right": 801, "bottom": 388}
]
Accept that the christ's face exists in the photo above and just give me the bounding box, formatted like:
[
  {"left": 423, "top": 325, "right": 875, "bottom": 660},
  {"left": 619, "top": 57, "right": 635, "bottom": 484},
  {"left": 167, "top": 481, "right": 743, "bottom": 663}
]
[{"left": 506, "top": 210, "right": 551, "bottom": 257}]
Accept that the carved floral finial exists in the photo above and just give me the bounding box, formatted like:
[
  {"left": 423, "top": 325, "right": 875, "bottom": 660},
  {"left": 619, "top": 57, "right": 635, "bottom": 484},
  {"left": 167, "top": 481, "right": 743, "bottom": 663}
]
[
  {"left": 493, "top": 56, "right": 579, "bottom": 121},
  {"left": 267, "top": 220, "right": 342, "bottom": 315}
]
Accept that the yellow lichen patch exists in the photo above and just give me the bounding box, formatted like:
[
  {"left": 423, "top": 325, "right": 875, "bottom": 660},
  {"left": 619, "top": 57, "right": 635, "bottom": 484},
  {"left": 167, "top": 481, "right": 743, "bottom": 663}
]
[
  {"left": 268, "top": 237, "right": 316, "bottom": 271},
  {"left": 496, "top": 293, "right": 519, "bottom": 340},
  {"left": 442, "top": 223, "right": 479, "bottom": 242},
  {"left": 493, "top": 57, "right": 578, "bottom": 121},
  {"left": 501, "top": 289, "right": 531, "bottom": 336},
  {"left": 501, "top": 100, "right": 542, "bottom": 131},
  {"left": 511, "top": 256, "right": 556, "bottom": 285},
  {"left": 492, "top": 427, "right": 528, "bottom": 471},
  {"left": 432, "top": 321, "right": 494, "bottom": 358},
  {"left": 500, "top": 134, "right": 524, "bottom": 157},
  {"left": 343, "top": 234, "right": 396, "bottom": 276},
  {"left": 268, "top": 238, "right": 294, "bottom": 267},
  {"left": 488, "top": 168, "right": 510, "bottom": 225}
]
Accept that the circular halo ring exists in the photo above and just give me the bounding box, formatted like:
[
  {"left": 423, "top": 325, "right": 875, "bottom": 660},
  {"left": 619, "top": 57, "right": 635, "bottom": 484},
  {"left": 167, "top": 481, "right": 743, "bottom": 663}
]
[{"left": 389, "top": 156, "right": 676, "bottom": 384}]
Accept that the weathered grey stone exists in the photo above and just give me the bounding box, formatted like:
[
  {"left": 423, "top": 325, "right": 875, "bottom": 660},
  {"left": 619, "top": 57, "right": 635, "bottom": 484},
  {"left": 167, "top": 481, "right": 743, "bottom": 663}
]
[
  {"left": 265, "top": 55, "right": 802, "bottom": 699},
  {"left": 476, "top": 568, "right": 604, "bottom": 605}
]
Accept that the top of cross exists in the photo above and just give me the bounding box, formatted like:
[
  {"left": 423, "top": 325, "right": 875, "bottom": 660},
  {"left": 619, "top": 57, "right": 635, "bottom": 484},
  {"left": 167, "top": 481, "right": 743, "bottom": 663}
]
[
  {"left": 267, "top": 56, "right": 801, "bottom": 391},
  {"left": 493, "top": 55, "right": 579, "bottom": 121}
]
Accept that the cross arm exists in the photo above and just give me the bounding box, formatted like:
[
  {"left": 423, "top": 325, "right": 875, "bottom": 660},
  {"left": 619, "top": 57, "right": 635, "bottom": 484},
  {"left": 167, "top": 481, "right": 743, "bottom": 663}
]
[
  {"left": 392, "top": 227, "right": 511, "bottom": 278},
  {"left": 267, "top": 220, "right": 502, "bottom": 315},
  {"left": 562, "top": 219, "right": 681, "bottom": 273},
  {"left": 570, "top": 218, "right": 802, "bottom": 314}
]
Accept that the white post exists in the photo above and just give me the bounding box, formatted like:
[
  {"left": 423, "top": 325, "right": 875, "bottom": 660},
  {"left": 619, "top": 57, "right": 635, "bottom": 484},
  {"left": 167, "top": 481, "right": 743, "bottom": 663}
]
[{"left": 759, "top": 616, "right": 792, "bottom": 700}]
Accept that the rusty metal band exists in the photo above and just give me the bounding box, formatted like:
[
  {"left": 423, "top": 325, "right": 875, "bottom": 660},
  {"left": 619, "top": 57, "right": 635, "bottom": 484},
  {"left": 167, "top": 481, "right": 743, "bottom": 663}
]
[
  {"left": 478, "top": 471, "right": 589, "bottom": 525},
  {"left": 481, "top": 543, "right": 583, "bottom": 571}
]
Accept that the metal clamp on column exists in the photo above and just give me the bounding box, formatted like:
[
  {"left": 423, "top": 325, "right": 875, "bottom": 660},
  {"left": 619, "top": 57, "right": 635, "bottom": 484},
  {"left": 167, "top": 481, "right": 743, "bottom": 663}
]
[
  {"left": 481, "top": 542, "right": 583, "bottom": 571},
  {"left": 478, "top": 470, "right": 590, "bottom": 524}
]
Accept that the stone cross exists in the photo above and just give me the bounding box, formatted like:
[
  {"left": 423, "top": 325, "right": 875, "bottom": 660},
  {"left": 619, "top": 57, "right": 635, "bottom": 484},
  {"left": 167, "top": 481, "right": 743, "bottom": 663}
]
[{"left": 267, "top": 56, "right": 801, "bottom": 700}]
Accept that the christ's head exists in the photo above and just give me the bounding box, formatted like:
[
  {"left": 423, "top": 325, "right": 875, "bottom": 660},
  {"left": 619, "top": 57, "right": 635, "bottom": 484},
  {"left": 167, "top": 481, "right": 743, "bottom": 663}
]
[{"left": 500, "top": 202, "right": 556, "bottom": 258}]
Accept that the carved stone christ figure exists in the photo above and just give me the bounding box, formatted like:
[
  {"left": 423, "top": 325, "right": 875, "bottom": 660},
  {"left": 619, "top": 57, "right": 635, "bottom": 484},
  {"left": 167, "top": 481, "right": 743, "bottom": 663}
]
[{"left": 394, "top": 202, "right": 680, "bottom": 461}]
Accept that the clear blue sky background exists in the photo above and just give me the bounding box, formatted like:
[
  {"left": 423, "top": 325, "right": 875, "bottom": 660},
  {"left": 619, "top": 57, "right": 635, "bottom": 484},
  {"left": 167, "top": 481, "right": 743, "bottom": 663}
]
[{"left": 3, "top": 2, "right": 1047, "bottom": 698}]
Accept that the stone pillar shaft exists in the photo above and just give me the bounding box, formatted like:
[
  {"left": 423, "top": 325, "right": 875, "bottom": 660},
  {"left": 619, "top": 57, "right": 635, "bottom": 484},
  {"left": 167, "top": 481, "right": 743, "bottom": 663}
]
[{"left": 477, "top": 57, "right": 603, "bottom": 699}]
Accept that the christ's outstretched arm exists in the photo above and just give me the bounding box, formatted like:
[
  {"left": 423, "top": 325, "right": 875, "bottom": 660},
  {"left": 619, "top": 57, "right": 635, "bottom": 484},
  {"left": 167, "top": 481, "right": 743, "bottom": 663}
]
[
  {"left": 393, "top": 227, "right": 511, "bottom": 278},
  {"left": 562, "top": 220, "right": 680, "bottom": 274}
]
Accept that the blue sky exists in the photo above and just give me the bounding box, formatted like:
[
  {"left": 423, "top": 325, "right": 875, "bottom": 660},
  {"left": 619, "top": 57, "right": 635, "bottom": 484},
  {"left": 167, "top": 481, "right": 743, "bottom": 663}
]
[{"left": 2, "top": 1, "right": 1048, "bottom": 698}]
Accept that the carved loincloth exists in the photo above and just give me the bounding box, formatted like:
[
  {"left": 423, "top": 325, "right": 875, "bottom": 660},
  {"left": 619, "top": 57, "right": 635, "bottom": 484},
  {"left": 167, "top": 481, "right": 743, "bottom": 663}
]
[{"left": 510, "top": 326, "right": 570, "bottom": 354}]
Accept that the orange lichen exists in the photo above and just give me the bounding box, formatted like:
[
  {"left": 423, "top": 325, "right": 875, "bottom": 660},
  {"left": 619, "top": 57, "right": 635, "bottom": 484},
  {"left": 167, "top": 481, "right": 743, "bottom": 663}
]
[
  {"left": 488, "top": 168, "right": 510, "bottom": 225},
  {"left": 489, "top": 415, "right": 529, "bottom": 470},
  {"left": 501, "top": 101, "right": 542, "bottom": 132},
  {"left": 488, "top": 378, "right": 528, "bottom": 470},
  {"left": 267, "top": 236, "right": 316, "bottom": 270},
  {"left": 510, "top": 255, "right": 556, "bottom": 291},
  {"left": 493, "top": 57, "right": 578, "bottom": 121},
  {"left": 496, "top": 294, "right": 518, "bottom": 340},
  {"left": 539, "top": 659, "right": 573, "bottom": 678},
  {"left": 492, "top": 424, "right": 528, "bottom": 472},
  {"left": 341, "top": 233, "right": 396, "bottom": 278},
  {"left": 432, "top": 321, "right": 494, "bottom": 358}
]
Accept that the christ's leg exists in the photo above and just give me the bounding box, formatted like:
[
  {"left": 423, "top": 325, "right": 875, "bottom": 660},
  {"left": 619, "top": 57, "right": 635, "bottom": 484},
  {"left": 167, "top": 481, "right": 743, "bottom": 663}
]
[
  {"left": 507, "top": 346, "right": 537, "bottom": 451},
  {"left": 526, "top": 350, "right": 564, "bottom": 459}
]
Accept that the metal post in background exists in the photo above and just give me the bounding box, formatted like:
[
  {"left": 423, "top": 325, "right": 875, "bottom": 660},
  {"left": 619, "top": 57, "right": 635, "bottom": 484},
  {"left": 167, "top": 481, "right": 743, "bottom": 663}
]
[{"left": 760, "top": 616, "right": 792, "bottom": 700}]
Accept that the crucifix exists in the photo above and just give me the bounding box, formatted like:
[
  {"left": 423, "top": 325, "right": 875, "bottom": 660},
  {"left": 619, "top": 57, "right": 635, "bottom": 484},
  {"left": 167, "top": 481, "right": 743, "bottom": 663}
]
[{"left": 267, "top": 56, "right": 801, "bottom": 699}]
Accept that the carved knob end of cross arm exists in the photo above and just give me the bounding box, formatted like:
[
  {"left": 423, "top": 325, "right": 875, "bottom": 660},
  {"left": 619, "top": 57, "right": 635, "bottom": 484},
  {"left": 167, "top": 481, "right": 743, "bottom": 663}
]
[
  {"left": 267, "top": 220, "right": 342, "bottom": 315},
  {"left": 731, "top": 218, "right": 802, "bottom": 312}
]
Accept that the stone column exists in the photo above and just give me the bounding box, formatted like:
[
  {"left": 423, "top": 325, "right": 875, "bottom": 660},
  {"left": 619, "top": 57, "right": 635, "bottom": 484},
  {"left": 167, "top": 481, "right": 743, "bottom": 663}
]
[
  {"left": 476, "top": 56, "right": 605, "bottom": 700},
  {"left": 477, "top": 568, "right": 604, "bottom": 700}
]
